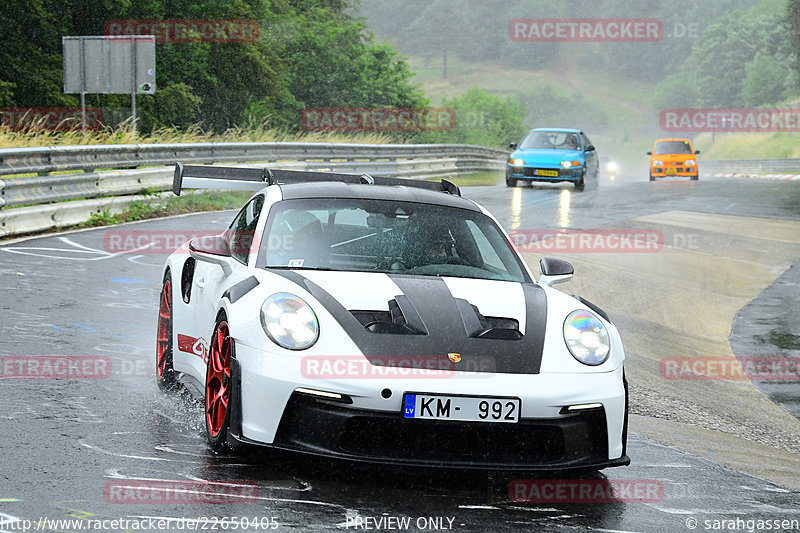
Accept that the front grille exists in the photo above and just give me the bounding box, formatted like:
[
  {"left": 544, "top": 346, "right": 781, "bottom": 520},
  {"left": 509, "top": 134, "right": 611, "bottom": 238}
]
[{"left": 339, "top": 416, "right": 566, "bottom": 463}]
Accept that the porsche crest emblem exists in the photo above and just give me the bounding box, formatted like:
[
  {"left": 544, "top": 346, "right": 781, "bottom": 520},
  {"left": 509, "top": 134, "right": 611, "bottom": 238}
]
[{"left": 448, "top": 353, "right": 461, "bottom": 363}]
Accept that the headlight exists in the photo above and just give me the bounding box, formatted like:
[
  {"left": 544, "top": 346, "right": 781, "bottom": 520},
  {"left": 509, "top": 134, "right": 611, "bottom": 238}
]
[
  {"left": 508, "top": 158, "right": 525, "bottom": 167},
  {"left": 563, "top": 310, "right": 610, "bottom": 366},
  {"left": 606, "top": 161, "right": 618, "bottom": 173},
  {"left": 652, "top": 160, "right": 663, "bottom": 167},
  {"left": 260, "top": 293, "right": 319, "bottom": 350},
  {"left": 560, "top": 160, "right": 581, "bottom": 168},
  {"left": 685, "top": 160, "right": 696, "bottom": 166}
]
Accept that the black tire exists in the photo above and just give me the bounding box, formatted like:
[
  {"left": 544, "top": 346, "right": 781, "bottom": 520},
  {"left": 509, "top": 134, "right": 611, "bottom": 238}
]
[
  {"left": 574, "top": 176, "right": 585, "bottom": 191},
  {"left": 622, "top": 371, "right": 629, "bottom": 457},
  {"left": 690, "top": 174, "right": 698, "bottom": 181},
  {"left": 205, "top": 312, "right": 234, "bottom": 453},
  {"left": 506, "top": 178, "right": 517, "bottom": 187},
  {"left": 649, "top": 173, "right": 656, "bottom": 182},
  {"left": 156, "top": 271, "right": 177, "bottom": 391}
]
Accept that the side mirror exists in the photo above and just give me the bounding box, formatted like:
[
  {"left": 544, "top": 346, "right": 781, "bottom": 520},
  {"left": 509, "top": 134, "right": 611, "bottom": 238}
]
[
  {"left": 509, "top": 142, "right": 517, "bottom": 150},
  {"left": 694, "top": 150, "right": 700, "bottom": 154},
  {"left": 189, "top": 235, "right": 234, "bottom": 276},
  {"left": 585, "top": 144, "right": 595, "bottom": 152},
  {"left": 646, "top": 151, "right": 652, "bottom": 155},
  {"left": 539, "top": 257, "right": 573, "bottom": 287}
]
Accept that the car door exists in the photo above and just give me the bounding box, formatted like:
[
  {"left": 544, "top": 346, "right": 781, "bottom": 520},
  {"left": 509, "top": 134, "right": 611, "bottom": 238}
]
[
  {"left": 582, "top": 133, "right": 599, "bottom": 175},
  {"left": 176, "top": 195, "right": 265, "bottom": 380}
]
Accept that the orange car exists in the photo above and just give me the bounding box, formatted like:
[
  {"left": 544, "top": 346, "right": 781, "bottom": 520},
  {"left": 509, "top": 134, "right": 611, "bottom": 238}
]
[{"left": 648, "top": 138, "right": 699, "bottom": 181}]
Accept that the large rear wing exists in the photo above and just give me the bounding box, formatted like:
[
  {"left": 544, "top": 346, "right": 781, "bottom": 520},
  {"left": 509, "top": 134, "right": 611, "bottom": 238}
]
[{"left": 172, "top": 163, "right": 461, "bottom": 197}]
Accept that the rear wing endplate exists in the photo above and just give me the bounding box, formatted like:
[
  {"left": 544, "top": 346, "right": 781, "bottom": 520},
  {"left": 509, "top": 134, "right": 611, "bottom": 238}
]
[{"left": 172, "top": 163, "right": 461, "bottom": 197}]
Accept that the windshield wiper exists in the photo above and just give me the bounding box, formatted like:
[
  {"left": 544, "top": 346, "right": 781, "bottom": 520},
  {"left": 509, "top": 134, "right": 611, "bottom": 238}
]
[{"left": 266, "top": 266, "right": 334, "bottom": 271}]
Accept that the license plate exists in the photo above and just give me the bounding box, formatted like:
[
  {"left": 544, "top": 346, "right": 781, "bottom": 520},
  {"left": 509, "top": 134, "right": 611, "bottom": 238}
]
[
  {"left": 535, "top": 169, "right": 559, "bottom": 177},
  {"left": 403, "top": 393, "right": 521, "bottom": 423},
  {"left": 666, "top": 167, "right": 676, "bottom": 175}
]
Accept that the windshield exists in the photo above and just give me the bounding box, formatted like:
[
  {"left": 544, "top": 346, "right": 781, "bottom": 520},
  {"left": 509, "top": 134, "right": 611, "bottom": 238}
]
[
  {"left": 519, "top": 131, "right": 581, "bottom": 150},
  {"left": 654, "top": 140, "right": 693, "bottom": 155},
  {"left": 260, "top": 198, "right": 528, "bottom": 282}
]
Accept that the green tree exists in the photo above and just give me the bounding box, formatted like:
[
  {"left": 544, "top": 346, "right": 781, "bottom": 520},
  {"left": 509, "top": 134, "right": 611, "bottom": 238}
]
[
  {"left": 655, "top": 1, "right": 789, "bottom": 107},
  {"left": 0, "top": 0, "right": 78, "bottom": 108},
  {"left": 0, "top": 0, "right": 428, "bottom": 134},
  {"left": 418, "top": 88, "right": 526, "bottom": 148},
  {"left": 786, "top": 0, "right": 800, "bottom": 89},
  {"left": 139, "top": 83, "right": 202, "bottom": 130},
  {"left": 740, "top": 51, "right": 789, "bottom": 106},
  {"left": 272, "top": 7, "right": 426, "bottom": 113}
]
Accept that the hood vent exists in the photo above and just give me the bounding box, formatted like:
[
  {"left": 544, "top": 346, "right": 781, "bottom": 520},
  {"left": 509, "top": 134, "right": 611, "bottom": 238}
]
[
  {"left": 349, "top": 297, "right": 521, "bottom": 340},
  {"left": 454, "top": 298, "right": 522, "bottom": 340},
  {"left": 350, "top": 296, "right": 427, "bottom": 335}
]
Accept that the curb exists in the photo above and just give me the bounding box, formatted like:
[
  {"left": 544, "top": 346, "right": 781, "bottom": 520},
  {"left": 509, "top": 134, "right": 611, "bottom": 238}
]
[{"left": 707, "top": 173, "right": 800, "bottom": 181}]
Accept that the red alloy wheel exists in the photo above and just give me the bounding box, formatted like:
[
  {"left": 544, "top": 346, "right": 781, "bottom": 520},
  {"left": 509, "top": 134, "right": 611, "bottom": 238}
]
[
  {"left": 205, "top": 320, "right": 232, "bottom": 438},
  {"left": 156, "top": 279, "right": 172, "bottom": 381}
]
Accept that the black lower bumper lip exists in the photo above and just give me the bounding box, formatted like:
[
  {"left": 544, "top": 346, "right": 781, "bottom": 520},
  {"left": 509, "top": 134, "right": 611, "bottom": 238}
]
[{"left": 229, "top": 432, "right": 630, "bottom": 471}]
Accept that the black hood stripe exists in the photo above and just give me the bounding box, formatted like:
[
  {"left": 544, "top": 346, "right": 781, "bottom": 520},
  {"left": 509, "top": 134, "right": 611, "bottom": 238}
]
[{"left": 267, "top": 270, "right": 547, "bottom": 374}]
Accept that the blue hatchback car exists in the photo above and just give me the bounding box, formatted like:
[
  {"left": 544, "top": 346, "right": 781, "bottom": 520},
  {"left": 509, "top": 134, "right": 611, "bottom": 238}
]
[{"left": 506, "top": 128, "right": 599, "bottom": 191}]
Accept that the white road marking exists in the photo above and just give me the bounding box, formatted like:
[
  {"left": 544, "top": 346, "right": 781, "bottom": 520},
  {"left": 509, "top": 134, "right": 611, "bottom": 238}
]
[{"left": 1, "top": 236, "right": 153, "bottom": 261}]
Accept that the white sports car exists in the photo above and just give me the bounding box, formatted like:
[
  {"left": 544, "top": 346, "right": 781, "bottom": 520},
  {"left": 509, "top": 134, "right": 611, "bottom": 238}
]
[{"left": 156, "top": 163, "right": 629, "bottom": 471}]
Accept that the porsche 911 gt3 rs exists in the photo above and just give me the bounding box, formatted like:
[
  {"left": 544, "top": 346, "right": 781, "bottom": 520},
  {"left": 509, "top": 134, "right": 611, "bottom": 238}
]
[{"left": 156, "top": 163, "right": 629, "bottom": 471}]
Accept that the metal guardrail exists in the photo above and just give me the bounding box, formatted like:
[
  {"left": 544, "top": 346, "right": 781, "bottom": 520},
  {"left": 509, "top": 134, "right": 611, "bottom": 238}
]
[
  {"left": 0, "top": 142, "right": 506, "bottom": 177},
  {"left": 700, "top": 159, "right": 800, "bottom": 174},
  {"left": 0, "top": 142, "right": 507, "bottom": 209}
]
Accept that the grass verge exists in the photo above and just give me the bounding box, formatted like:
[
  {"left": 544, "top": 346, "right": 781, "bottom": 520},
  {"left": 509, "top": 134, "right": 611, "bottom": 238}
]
[
  {"left": 424, "top": 171, "right": 503, "bottom": 187},
  {"left": 0, "top": 119, "right": 399, "bottom": 148},
  {"left": 77, "top": 190, "right": 252, "bottom": 229}
]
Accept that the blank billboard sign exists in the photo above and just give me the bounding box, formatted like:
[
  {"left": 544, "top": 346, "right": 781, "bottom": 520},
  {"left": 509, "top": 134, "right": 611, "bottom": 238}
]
[{"left": 63, "top": 36, "right": 156, "bottom": 95}]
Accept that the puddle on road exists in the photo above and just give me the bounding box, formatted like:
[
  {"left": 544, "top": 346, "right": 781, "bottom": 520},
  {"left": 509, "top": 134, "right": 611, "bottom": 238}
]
[{"left": 731, "top": 260, "right": 800, "bottom": 419}]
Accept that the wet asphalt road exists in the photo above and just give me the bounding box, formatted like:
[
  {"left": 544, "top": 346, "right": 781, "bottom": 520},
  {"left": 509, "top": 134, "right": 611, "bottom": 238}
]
[{"left": 1, "top": 173, "right": 799, "bottom": 532}]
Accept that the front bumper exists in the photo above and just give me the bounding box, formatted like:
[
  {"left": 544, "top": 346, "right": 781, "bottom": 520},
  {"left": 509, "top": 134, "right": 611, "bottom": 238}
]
[
  {"left": 250, "top": 392, "right": 628, "bottom": 470},
  {"left": 650, "top": 166, "right": 698, "bottom": 177},
  {"left": 507, "top": 165, "right": 584, "bottom": 183},
  {"left": 229, "top": 343, "right": 628, "bottom": 471}
]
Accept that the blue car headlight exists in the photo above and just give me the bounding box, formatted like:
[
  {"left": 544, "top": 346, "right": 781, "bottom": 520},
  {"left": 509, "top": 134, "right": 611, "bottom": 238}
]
[
  {"left": 560, "top": 160, "right": 582, "bottom": 168},
  {"left": 508, "top": 158, "right": 525, "bottom": 167},
  {"left": 563, "top": 310, "right": 610, "bottom": 365},
  {"left": 260, "top": 293, "right": 319, "bottom": 350}
]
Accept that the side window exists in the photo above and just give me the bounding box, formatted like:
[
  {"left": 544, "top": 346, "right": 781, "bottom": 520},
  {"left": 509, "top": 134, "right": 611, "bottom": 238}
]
[
  {"left": 581, "top": 133, "right": 593, "bottom": 150},
  {"left": 228, "top": 195, "right": 264, "bottom": 264}
]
